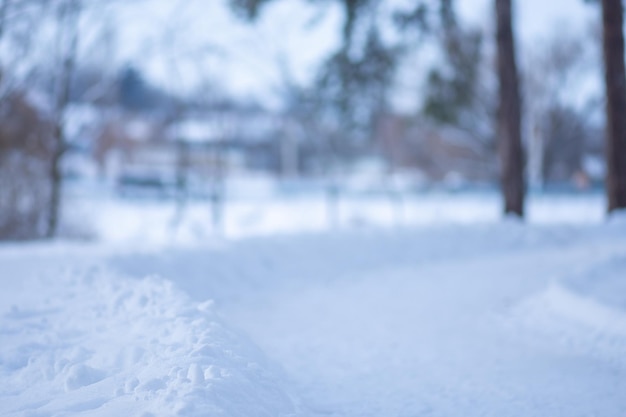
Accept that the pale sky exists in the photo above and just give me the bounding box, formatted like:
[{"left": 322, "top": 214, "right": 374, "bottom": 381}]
[
  {"left": 109, "top": 0, "right": 600, "bottom": 109},
  {"left": 460, "top": 0, "right": 597, "bottom": 40}
]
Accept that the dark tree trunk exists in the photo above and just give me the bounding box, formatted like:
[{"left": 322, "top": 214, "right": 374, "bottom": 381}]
[
  {"left": 46, "top": 0, "right": 80, "bottom": 238},
  {"left": 495, "top": 0, "right": 524, "bottom": 216},
  {"left": 0, "top": 0, "right": 8, "bottom": 86},
  {"left": 0, "top": 1, "right": 7, "bottom": 42},
  {"left": 602, "top": 0, "right": 626, "bottom": 212},
  {"left": 47, "top": 125, "right": 65, "bottom": 238}
]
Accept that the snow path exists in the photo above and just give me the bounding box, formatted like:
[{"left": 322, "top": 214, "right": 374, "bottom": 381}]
[
  {"left": 226, "top": 247, "right": 626, "bottom": 416},
  {"left": 2, "top": 219, "right": 626, "bottom": 416},
  {"left": 110, "top": 222, "right": 626, "bottom": 417}
]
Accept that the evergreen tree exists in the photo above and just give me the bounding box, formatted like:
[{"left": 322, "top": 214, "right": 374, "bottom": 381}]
[{"left": 422, "top": 2, "right": 485, "bottom": 130}]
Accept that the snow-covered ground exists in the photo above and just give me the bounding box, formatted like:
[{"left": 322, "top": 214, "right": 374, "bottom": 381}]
[
  {"left": 2, "top": 193, "right": 626, "bottom": 416},
  {"left": 66, "top": 189, "right": 607, "bottom": 245},
  {"left": 0, "top": 243, "right": 304, "bottom": 416}
]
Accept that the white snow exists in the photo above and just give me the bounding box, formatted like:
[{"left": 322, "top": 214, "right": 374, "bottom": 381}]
[
  {"left": 1, "top": 194, "right": 626, "bottom": 416},
  {"left": 67, "top": 190, "right": 607, "bottom": 245},
  {"left": 0, "top": 246, "right": 303, "bottom": 416}
]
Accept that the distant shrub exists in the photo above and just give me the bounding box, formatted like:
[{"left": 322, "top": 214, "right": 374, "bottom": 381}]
[{"left": 0, "top": 92, "right": 53, "bottom": 240}]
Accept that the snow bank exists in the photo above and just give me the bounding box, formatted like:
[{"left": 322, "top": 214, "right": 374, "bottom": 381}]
[
  {"left": 508, "top": 245, "right": 626, "bottom": 365},
  {"left": 0, "top": 255, "right": 302, "bottom": 417},
  {"left": 511, "top": 283, "right": 626, "bottom": 360}
]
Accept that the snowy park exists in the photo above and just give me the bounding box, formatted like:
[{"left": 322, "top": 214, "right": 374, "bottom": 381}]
[
  {"left": 2, "top": 191, "right": 626, "bottom": 416},
  {"left": 2, "top": 0, "right": 626, "bottom": 415}
]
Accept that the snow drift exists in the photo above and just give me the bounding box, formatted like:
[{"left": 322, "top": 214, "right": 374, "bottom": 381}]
[{"left": 0, "top": 250, "right": 303, "bottom": 417}]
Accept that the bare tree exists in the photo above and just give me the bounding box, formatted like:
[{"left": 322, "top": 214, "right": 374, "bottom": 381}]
[
  {"left": 601, "top": 0, "right": 626, "bottom": 212},
  {"left": 0, "top": 0, "right": 8, "bottom": 86},
  {"left": 0, "top": 0, "right": 7, "bottom": 49},
  {"left": 0, "top": 0, "right": 54, "bottom": 240},
  {"left": 1, "top": 0, "right": 137, "bottom": 240},
  {"left": 46, "top": 0, "right": 81, "bottom": 238},
  {"left": 524, "top": 29, "right": 598, "bottom": 189},
  {"left": 495, "top": 0, "right": 524, "bottom": 216}
]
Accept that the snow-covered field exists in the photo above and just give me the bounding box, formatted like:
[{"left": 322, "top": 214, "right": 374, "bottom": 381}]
[
  {"left": 2, "top": 192, "right": 626, "bottom": 416},
  {"left": 69, "top": 189, "right": 607, "bottom": 244}
]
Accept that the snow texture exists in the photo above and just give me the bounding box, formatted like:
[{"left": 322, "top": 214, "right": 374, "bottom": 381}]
[
  {"left": 1, "top": 200, "right": 626, "bottom": 416},
  {"left": 0, "top": 249, "right": 302, "bottom": 417}
]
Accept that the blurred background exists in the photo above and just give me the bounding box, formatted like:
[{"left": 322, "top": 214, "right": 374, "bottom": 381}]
[{"left": 0, "top": 0, "right": 609, "bottom": 242}]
